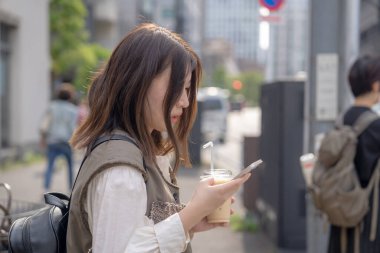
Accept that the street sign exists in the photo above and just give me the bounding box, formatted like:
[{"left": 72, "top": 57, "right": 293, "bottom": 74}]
[
  {"left": 316, "top": 54, "right": 338, "bottom": 121},
  {"left": 259, "top": 0, "right": 285, "bottom": 12}
]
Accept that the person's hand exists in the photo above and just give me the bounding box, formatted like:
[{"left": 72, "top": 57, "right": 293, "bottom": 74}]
[
  {"left": 190, "top": 197, "right": 236, "bottom": 235},
  {"left": 179, "top": 174, "right": 250, "bottom": 233},
  {"left": 190, "top": 217, "right": 222, "bottom": 235},
  {"left": 190, "top": 175, "right": 249, "bottom": 216}
]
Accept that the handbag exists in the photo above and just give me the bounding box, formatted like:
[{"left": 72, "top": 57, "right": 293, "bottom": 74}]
[{"left": 7, "top": 134, "right": 138, "bottom": 253}]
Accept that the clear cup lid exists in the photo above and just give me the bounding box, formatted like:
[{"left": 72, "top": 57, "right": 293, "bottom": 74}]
[{"left": 200, "top": 169, "right": 232, "bottom": 179}]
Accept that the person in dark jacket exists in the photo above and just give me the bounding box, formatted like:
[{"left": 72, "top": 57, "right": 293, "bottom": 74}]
[{"left": 328, "top": 55, "right": 380, "bottom": 253}]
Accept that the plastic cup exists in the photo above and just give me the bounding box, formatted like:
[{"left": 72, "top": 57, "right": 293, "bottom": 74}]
[
  {"left": 201, "top": 169, "right": 233, "bottom": 223},
  {"left": 299, "top": 153, "right": 316, "bottom": 187}
]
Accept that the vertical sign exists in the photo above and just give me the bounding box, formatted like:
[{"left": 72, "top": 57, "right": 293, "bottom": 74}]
[{"left": 316, "top": 54, "right": 338, "bottom": 120}]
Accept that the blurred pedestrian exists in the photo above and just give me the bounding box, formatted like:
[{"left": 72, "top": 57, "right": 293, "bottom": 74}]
[
  {"left": 39, "top": 83, "right": 78, "bottom": 191},
  {"left": 328, "top": 55, "right": 380, "bottom": 252},
  {"left": 67, "top": 23, "right": 250, "bottom": 252}
]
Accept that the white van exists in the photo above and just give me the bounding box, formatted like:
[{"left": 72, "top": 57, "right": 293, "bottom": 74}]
[{"left": 197, "top": 87, "right": 229, "bottom": 143}]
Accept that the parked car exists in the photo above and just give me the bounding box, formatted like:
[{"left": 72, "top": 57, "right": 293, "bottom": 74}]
[
  {"left": 197, "top": 87, "right": 229, "bottom": 143},
  {"left": 229, "top": 94, "right": 246, "bottom": 112}
]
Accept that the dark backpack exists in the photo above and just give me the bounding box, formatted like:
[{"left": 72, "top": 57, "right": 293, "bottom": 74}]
[
  {"left": 310, "top": 111, "right": 380, "bottom": 253},
  {"left": 7, "top": 134, "right": 137, "bottom": 253}
]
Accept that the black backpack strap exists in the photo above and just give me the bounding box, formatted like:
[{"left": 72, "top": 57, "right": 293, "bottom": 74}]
[
  {"left": 93, "top": 134, "right": 147, "bottom": 172},
  {"left": 44, "top": 192, "right": 70, "bottom": 212},
  {"left": 352, "top": 111, "right": 379, "bottom": 136},
  {"left": 90, "top": 134, "right": 138, "bottom": 153},
  {"left": 69, "top": 133, "right": 143, "bottom": 202}
]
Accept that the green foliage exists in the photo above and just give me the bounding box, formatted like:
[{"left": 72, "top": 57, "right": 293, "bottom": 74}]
[
  {"left": 0, "top": 152, "right": 44, "bottom": 171},
  {"left": 209, "top": 66, "right": 264, "bottom": 106},
  {"left": 50, "top": 0, "right": 110, "bottom": 90},
  {"left": 211, "top": 65, "right": 228, "bottom": 89},
  {"left": 68, "top": 44, "right": 110, "bottom": 91},
  {"left": 230, "top": 213, "right": 258, "bottom": 233},
  {"left": 230, "top": 71, "right": 263, "bottom": 107},
  {"left": 50, "top": 0, "right": 87, "bottom": 74}
]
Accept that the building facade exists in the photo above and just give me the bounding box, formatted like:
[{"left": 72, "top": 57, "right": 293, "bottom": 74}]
[
  {"left": 265, "top": 0, "right": 309, "bottom": 82},
  {"left": 0, "top": 0, "right": 50, "bottom": 160},
  {"left": 84, "top": 0, "right": 141, "bottom": 49},
  {"left": 360, "top": 0, "right": 380, "bottom": 56},
  {"left": 203, "top": 0, "right": 260, "bottom": 62},
  {"left": 182, "top": 0, "right": 203, "bottom": 56}
]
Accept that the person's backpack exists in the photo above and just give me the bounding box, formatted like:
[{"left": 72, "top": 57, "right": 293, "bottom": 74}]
[
  {"left": 7, "top": 134, "right": 138, "bottom": 253},
  {"left": 310, "top": 111, "right": 380, "bottom": 253}
]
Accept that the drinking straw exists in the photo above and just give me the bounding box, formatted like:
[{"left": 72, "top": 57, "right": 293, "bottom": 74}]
[{"left": 202, "top": 141, "right": 214, "bottom": 172}]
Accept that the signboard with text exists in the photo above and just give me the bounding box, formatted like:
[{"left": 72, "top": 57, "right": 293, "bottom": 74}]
[{"left": 316, "top": 54, "right": 339, "bottom": 121}]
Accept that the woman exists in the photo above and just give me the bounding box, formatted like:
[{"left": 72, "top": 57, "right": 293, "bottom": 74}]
[
  {"left": 328, "top": 55, "right": 380, "bottom": 252},
  {"left": 67, "top": 23, "right": 250, "bottom": 252}
]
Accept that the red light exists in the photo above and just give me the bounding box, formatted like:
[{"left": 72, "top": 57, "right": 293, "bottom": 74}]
[{"left": 232, "top": 80, "right": 243, "bottom": 90}]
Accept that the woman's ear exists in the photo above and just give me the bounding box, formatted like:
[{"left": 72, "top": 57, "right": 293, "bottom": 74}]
[{"left": 372, "top": 81, "right": 380, "bottom": 92}]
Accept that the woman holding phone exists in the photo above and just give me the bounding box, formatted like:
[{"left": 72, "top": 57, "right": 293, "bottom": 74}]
[{"left": 66, "top": 23, "right": 250, "bottom": 252}]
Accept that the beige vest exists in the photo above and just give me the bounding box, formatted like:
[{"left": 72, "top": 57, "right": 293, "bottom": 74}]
[{"left": 66, "top": 134, "right": 191, "bottom": 252}]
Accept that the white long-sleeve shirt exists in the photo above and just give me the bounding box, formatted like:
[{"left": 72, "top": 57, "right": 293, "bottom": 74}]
[{"left": 86, "top": 157, "right": 189, "bottom": 253}]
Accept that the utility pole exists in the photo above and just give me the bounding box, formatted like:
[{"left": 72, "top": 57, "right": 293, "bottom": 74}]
[
  {"left": 0, "top": 25, "right": 2, "bottom": 152},
  {"left": 305, "top": 0, "right": 360, "bottom": 252}
]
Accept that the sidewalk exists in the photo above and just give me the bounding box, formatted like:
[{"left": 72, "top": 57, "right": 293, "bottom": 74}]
[{"left": 0, "top": 158, "right": 277, "bottom": 253}]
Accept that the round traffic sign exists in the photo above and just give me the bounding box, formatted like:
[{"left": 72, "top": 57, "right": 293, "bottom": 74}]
[{"left": 259, "top": 0, "right": 284, "bottom": 12}]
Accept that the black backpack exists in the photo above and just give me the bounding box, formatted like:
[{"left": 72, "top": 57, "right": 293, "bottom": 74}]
[{"left": 7, "top": 134, "right": 137, "bottom": 253}]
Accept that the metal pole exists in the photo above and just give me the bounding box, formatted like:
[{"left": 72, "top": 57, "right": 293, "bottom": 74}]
[
  {"left": 0, "top": 24, "right": 2, "bottom": 153},
  {"left": 305, "top": 0, "right": 360, "bottom": 252},
  {"left": 339, "top": 0, "right": 360, "bottom": 111}
]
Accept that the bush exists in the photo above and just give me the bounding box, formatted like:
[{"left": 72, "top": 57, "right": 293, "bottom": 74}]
[{"left": 230, "top": 213, "right": 258, "bottom": 233}]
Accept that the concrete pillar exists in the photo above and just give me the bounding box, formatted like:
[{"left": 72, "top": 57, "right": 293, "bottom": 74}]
[{"left": 305, "top": 0, "right": 360, "bottom": 252}]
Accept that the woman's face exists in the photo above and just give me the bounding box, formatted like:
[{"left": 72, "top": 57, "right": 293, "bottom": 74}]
[{"left": 145, "top": 66, "right": 191, "bottom": 133}]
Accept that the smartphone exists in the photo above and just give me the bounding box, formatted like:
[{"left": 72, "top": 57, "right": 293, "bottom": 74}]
[{"left": 233, "top": 159, "right": 263, "bottom": 180}]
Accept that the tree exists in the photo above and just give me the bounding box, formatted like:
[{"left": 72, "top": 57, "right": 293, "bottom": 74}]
[
  {"left": 50, "top": 0, "right": 110, "bottom": 91},
  {"left": 206, "top": 65, "right": 263, "bottom": 106},
  {"left": 210, "top": 65, "right": 228, "bottom": 89},
  {"left": 229, "top": 71, "right": 263, "bottom": 106}
]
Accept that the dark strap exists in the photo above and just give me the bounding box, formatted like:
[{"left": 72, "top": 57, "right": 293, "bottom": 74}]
[
  {"left": 90, "top": 134, "right": 138, "bottom": 153},
  {"left": 44, "top": 192, "right": 70, "bottom": 212},
  {"left": 74, "top": 134, "right": 140, "bottom": 189},
  {"left": 68, "top": 133, "right": 142, "bottom": 207}
]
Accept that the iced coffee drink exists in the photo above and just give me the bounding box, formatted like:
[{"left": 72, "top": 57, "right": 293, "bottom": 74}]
[{"left": 201, "top": 169, "right": 233, "bottom": 223}]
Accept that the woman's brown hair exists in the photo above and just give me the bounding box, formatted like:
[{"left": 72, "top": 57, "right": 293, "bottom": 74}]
[{"left": 71, "top": 23, "right": 202, "bottom": 181}]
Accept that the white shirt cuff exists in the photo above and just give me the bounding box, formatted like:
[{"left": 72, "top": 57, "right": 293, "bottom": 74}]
[{"left": 154, "top": 213, "right": 189, "bottom": 253}]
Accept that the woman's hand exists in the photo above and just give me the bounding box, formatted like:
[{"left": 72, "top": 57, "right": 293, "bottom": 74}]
[
  {"left": 190, "top": 217, "right": 223, "bottom": 234},
  {"left": 190, "top": 197, "right": 236, "bottom": 235},
  {"left": 179, "top": 174, "right": 250, "bottom": 233}
]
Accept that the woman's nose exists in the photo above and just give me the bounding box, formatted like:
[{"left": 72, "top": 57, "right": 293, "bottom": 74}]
[{"left": 177, "top": 89, "right": 190, "bottom": 108}]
